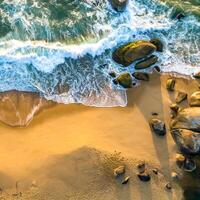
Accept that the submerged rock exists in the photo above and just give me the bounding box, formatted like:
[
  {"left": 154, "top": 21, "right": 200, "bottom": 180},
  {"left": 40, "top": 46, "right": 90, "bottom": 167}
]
[
  {"left": 112, "top": 41, "right": 156, "bottom": 66},
  {"left": 132, "top": 72, "right": 149, "bottom": 81},
  {"left": 166, "top": 78, "right": 176, "bottom": 91},
  {"left": 114, "top": 165, "right": 125, "bottom": 177},
  {"left": 171, "top": 129, "right": 200, "bottom": 154},
  {"left": 117, "top": 73, "right": 132, "bottom": 88},
  {"left": 149, "top": 118, "right": 166, "bottom": 136},
  {"left": 109, "top": 0, "right": 128, "bottom": 12},
  {"left": 171, "top": 107, "right": 200, "bottom": 131},
  {"left": 154, "top": 66, "right": 161, "bottom": 73},
  {"left": 150, "top": 38, "right": 164, "bottom": 52},
  {"left": 175, "top": 91, "right": 187, "bottom": 104},
  {"left": 135, "top": 55, "right": 158, "bottom": 70},
  {"left": 137, "top": 171, "right": 151, "bottom": 182},
  {"left": 189, "top": 91, "right": 200, "bottom": 107}
]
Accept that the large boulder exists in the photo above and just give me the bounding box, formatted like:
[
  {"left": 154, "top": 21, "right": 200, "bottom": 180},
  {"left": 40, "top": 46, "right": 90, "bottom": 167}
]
[
  {"left": 117, "top": 73, "right": 132, "bottom": 88},
  {"left": 171, "top": 107, "right": 200, "bottom": 131},
  {"left": 171, "top": 129, "right": 200, "bottom": 154},
  {"left": 109, "top": 0, "right": 128, "bottom": 12},
  {"left": 112, "top": 41, "right": 156, "bottom": 66},
  {"left": 189, "top": 91, "right": 200, "bottom": 107},
  {"left": 135, "top": 55, "right": 158, "bottom": 70}
]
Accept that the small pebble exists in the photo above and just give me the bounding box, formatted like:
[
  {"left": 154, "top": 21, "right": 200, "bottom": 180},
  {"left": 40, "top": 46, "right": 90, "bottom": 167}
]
[
  {"left": 122, "top": 176, "right": 130, "bottom": 184},
  {"left": 165, "top": 182, "right": 172, "bottom": 190},
  {"left": 152, "top": 168, "right": 158, "bottom": 175}
]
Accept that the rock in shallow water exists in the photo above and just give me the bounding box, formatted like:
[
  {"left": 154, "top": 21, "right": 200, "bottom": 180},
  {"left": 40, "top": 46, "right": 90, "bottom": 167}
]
[
  {"left": 175, "top": 91, "right": 187, "bottom": 104},
  {"left": 137, "top": 171, "right": 151, "bottom": 182},
  {"left": 117, "top": 73, "right": 132, "bottom": 88},
  {"left": 149, "top": 118, "right": 166, "bottom": 136},
  {"left": 166, "top": 78, "right": 176, "bottom": 91},
  {"left": 112, "top": 41, "right": 156, "bottom": 66},
  {"left": 113, "top": 165, "right": 125, "bottom": 177},
  {"left": 171, "top": 129, "right": 200, "bottom": 154},
  {"left": 135, "top": 55, "right": 158, "bottom": 70},
  {"left": 132, "top": 72, "right": 149, "bottom": 81},
  {"left": 109, "top": 0, "right": 128, "bottom": 12},
  {"left": 150, "top": 38, "right": 164, "bottom": 52}
]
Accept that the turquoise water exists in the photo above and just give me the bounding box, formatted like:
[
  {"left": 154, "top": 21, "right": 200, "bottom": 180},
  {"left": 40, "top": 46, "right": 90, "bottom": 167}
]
[{"left": 0, "top": 0, "right": 200, "bottom": 107}]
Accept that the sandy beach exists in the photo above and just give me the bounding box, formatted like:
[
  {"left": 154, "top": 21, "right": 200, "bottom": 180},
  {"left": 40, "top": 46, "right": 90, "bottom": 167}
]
[{"left": 0, "top": 73, "right": 198, "bottom": 199}]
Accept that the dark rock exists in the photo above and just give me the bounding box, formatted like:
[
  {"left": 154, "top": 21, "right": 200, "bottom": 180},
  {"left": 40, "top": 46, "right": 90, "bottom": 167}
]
[
  {"left": 113, "top": 79, "right": 119, "bottom": 85},
  {"left": 154, "top": 66, "right": 161, "bottom": 73},
  {"left": 166, "top": 78, "right": 176, "bottom": 91},
  {"left": 152, "top": 168, "right": 158, "bottom": 175},
  {"left": 193, "top": 72, "right": 200, "bottom": 79},
  {"left": 175, "top": 91, "right": 187, "bottom": 104},
  {"left": 170, "top": 103, "right": 179, "bottom": 113},
  {"left": 109, "top": 71, "right": 117, "bottom": 78},
  {"left": 165, "top": 182, "right": 172, "bottom": 190},
  {"left": 171, "top": 107, "right": 200, "bottom": 132},
  {"left": 189, "top": 91, "right": 200, "bottom": 107},
  {"left": 137, "top": 161, "right": 146, "bottom": 173},
  {"left": 137, "top": 171, "right": 151, "bottom": 182},
  {"left": 135, "top": 55, "right": 158, "bottom": 70},
  {"left": 183, "top": 158, "right": 196, "bottom": 172},
  {"left": 109, "top": 0, "right": 128, "bottom": 12},
  {"left": 132, "top": 72, "right": 149, "bottom": 81},
  {"left": 112, "top": 41, "right": 156, "bottom": 66},
  {"left": 171, "top": 129, "right": 200, "bottom": 154},
  {"left": 149, "top": 118, "right": 166, "bottom": 136},
  {"left": 117, "top": 73, "right": 132, "bottom": 88},
  {"left": 122, "top": 176, "right": 130, "bottom": 184},
  {"left": 114, "top": 165, "right": 125, "bottom": 177},
  {"left": 150, "top": 38, "right": 164, "bottom": 52}
]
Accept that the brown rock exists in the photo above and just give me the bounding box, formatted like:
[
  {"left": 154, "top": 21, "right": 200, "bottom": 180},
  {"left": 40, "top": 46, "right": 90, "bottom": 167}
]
[
  {"left": 166, "top": 78, "right": 176, "bottom": 91},
  {"left": 175, "top": 91, "right": 187, "bottom": 104},
  {"left": 135, "top": 55, "right": 158, "bottom": 70},
  {"left": 189, "top": 91, "right": 200, "bottom": 107}
]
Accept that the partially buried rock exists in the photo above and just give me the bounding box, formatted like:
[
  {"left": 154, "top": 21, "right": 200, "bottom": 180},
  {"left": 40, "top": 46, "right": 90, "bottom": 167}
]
[
  {"left": 171, "top": 129, "right": 200, "bottom": 154},
  {"left": 152, "top": 168, "right": 158, "bottom": 175},
  {"left": 193, "top": 72, "right": 200, "bottom": 79},
  {"left": 154, "top": 66, "right": 161, "bottom": 73},
  {"left": 175, "top": 91, "right": 187, "bottom": 104},
  {"left": 189, "top": 91, "right": 200, "bottom": 107},
  {"left": 117, "top": 73, "right": 132, "bottom": 88},
  {"left": 109, "top": 0, "right": 128, "bottom": 12},
  {"left": 122, "top": 176, "right": 130, "bottom": 184},
  {"left": 166, "top": 78, "right": 176, "bottom": 91},
  {"left": 135, "top": 55, "right": 158, "bottom": 70},
  {"left": 137, "top": 161, "right": 146, "bottom": 173},
  {"left": 165, "top": 182, "right": 172, "bottom": 190},
  {"left": 137, "top": 171, "right": 151, "bottom": 182},
  {"left": 112, "top": 41, "right": 156, "bottom": 66},
  {"left": 149, "top": 118, "right": 166, "bottom": 136},
  {"left": 132, "top": 72, "right": 149, "bottom": 81},
  {"left": 114, "top": 165, "right": 125, "bottom": 177},
  {"left": 109, "top": 71, "right": 117, "bottom": 78},
  {"left": 150, "top": 38, "right": 164, "bottom": 52}
]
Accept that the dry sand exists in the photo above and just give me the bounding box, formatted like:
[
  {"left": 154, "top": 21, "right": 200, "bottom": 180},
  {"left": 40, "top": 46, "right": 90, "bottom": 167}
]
[{"left": 0, "top": 73, "right": 198, "bottom": 200}]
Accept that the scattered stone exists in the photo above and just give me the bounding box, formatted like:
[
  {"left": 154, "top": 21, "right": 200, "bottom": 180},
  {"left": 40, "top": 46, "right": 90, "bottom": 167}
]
[
  {"left": 176, "top": 153, "right": 186, "bottom": 168},
  {"left": 166, "top": 78, "right": 176, "bottom": 91},
  {"left": 175, "top": 91, "right": 187, "bottom": 104},
  {"left": 117, "top": 73, "right": 132, "bottom": 88},
  {"left": 189, "top": 91, "right": 200, "bottom": 107},
  {"left": 109, "top": 71, "right": 117, "bottom": 78},
  {"left": 171, "top": 107, "right": 200, "bottom": 131},
  {"left": 171, "top": 172, "right": 179, "bottom": 181},
  {"left": 149, "top": 118, "right": 166, "bottom": 136},
  {"left": 171, "top": 129, "right": 200, "bottom": 154},
  {"left": 112, "top": 41, "right": 156, "bottom": 66},
  {"left": 122, "top": 176, "right": 130, "bottom": 184},
  {"left": 135, "top": 55, "right": 158, "bottom": 70},
  {"left": 114, "top": 165, "right": 125, "bottom": 177},
  {"left": 165, "top": 182, "right": 172, "bottom": 190},
  {"left": 132, "top": 72, "right": 149, "bottom": 81},
  {"left": 183, "top": 158, "right": 196, "bottom": 172},
  {"left": 113, "top": 79, "right": 119, "bottom": 85},
  {"left": 109, "top": 0, "right": 128, "bottom": 12},
  {"left": 152, "top": 168, "right": 158, "bottom": 175},
  {"left": 150, "top": 38, "right": 164, "bottom": 52},
  {"left": 154, "top": 66, "right": 161, "bottom": 73},
  {"left": 137, "top": 161, "right": 146, "bottom": 173},
  {"left": 137, "top": 171, "right": 151, "bottom": 182}
]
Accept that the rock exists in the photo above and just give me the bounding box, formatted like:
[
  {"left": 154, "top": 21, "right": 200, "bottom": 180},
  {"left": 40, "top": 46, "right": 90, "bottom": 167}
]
[
  {"left": 135, "top": 55, "right": 158, "bottom": 70},
  {"left": 193, "top": 72, "right": 200, "bottom": 79},
  {"left": 154, "top": 66, "right": 161, "bottom": 73},
  {"left": 137, "top": 161, "right": 146, "bottom": 173},
  {"left": 114, "top": 165, "right": 125, "bottom": 177},
  {"left": 112, "top": 41, "right": 156, "bottom": 66},
  {"left": 150, "top": 38, "right": 164, "bottom": 52},
  {"left": 189, "top": 91, "right": 200, "bottom": 107},
  {"left": 176, "top": 153, "right": 186, "bottom": 168},
  {"left": 175, "top": 91, "right": 187, "bottom": 104},
  {"left": 152, "top": 168, "right": 158, "bottom": 175},
  {"left": 152, "top": 112, "right": 158, "bottom": 116},
  {"left": 109, "top": 0, "right": 128, "bottom": 12},
  {"left": 137, "top": 171, "right": 151, "bottom": 182},
  {"left": 176, "top": 13, "right": 185, "bottom": 20},
  {"left": 171, "top": 172, "right": 179, "bottom": 181},
  {"left": 165, "top": 182, "right": 172, "bottom": 190},
  {"left": 109, "top": 71, "right": 117, "bottom": 78},
  {"left": 149, "top": 118, "right": 166, "bottom": 136},
  {"left": 122, "top": 176, "right": 130, "bottom": 184},
  {"left": 171, "top": 129, "right": 200, "bottom": 154},
  {"left": 117, "top": 73, "right": 132, "bottom": 88},
  {"left": 170, "top": 103, "right": 179, "bottom": 113},
  {"left": 171, "top": 107, "right": 200, "bottom": 131},
  {"left": 132, "top": 72, "right": 149, "bottom": 81},
  {"left": 113, "top": 79, "right": 119, "bottom": 85},
  {"left": 166, "top": 78, "right": 176, "bottom": 91},
  {"left": 183, "top": 158, "right": 196, "bottom": 172}
]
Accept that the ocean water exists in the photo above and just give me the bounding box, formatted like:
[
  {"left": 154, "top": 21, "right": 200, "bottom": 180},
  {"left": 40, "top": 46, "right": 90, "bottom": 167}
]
[{"left": 0, "top": 0, "right": 200, "bottom": 107}]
